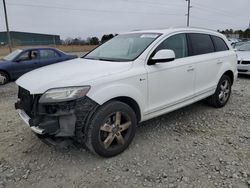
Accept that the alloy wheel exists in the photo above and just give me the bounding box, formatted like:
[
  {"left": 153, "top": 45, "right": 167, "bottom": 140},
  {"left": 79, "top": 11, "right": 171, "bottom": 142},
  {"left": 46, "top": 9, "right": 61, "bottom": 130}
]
[
  {"left": 218, "top": 79, "right": 230, "bottom": 103},
  {"left": 0, "top": 73, "right": 7, "bottom": 85},
  {"left": 99, "top": 111, "right": 132, "bottom": 150}
]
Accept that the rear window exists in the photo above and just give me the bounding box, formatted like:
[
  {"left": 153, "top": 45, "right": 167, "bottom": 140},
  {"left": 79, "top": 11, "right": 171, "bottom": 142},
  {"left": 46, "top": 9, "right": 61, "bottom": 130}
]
[
  {"left": 188, "top": 33, "right": 215, "bottom": 56},
  {"left": 211, "top": 36, "right": 229, "bottom": 52}
]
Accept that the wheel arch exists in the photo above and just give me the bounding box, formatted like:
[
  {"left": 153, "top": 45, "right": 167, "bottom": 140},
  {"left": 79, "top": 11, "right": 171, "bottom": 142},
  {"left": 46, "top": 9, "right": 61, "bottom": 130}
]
[
  {"left": 108, "top": 96, "right": 141, "bottom": 122},
  {"left": 87, "top": 83, "right": 146, "bottom": 122},
  {"left": 223, "top": 70, "right": 234, "bottom": 84}
]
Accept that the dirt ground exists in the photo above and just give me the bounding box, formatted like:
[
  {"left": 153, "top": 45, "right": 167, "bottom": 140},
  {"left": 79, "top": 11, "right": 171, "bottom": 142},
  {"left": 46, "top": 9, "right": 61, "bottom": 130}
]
[{"left": 0, "top": 76, "right": 249, "bottom": 188}]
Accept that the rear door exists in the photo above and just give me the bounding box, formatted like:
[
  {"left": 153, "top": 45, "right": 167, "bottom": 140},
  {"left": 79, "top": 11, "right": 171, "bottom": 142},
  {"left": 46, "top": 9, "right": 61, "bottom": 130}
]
[{"left": 187, "top": 33, "right": 221, "bottom": 96}]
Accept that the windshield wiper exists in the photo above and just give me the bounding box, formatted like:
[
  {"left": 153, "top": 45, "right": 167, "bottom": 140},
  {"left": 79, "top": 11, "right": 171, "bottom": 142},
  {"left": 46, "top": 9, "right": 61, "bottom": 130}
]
[{"left": 84, "top": 57, "right": 129, "bottom": 62}]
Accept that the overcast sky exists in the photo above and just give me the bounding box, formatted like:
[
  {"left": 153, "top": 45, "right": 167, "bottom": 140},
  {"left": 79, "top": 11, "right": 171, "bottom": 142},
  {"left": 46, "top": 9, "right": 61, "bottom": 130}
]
[{"left": 0, "top": 0, "right": 250, "bottom": 39}]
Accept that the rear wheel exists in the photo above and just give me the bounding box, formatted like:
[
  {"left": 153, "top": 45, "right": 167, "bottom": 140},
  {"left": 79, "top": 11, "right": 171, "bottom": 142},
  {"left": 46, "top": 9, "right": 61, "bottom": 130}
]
[
  {"left": 85, "top": 101, "right": 137, "bottom": 157},
  {"left": 0, "top": 71, "right": 9, "bottom": 85},
  {"left": 206, "top": 75, "right": 232, "bottom": 108}
]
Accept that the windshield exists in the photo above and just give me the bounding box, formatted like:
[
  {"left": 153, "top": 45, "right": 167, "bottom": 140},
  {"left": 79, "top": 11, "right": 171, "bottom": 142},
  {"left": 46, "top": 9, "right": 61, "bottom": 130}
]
[
  {"left": 84, "top": 33, "right": 161, "bottom": 62},
  {"left": 236, "top": 42, "right": 250, "bottom": 51},
  {"left": 3, "top": 49, "right": 23, "bottom": 61}
]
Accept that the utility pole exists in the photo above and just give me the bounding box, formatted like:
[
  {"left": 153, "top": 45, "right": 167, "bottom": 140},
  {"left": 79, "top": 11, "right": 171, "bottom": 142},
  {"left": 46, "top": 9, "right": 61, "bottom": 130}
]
[
  {"left": 186, "top": 0, "right": 191, "bottom": 27},
  {"left": 3, "top": 0, "right": 12, "bottom": 52}
]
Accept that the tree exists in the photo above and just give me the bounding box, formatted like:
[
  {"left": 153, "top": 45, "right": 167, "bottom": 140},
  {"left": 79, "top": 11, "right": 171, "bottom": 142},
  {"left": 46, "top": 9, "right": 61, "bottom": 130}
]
[
  {"left": 101, "top": 34, "right": 114, "bottom": 43},
  {"left": 87, "top": 37, "right": 100, "bottom": 45},
  {"left": 64, "top": 37, "right": 73, "bottom": 45}
]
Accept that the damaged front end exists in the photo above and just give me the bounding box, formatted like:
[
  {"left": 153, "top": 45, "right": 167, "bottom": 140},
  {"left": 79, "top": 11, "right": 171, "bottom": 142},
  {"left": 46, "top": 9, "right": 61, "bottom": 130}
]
[{"left": 15, "top": 87, "right": 98, "bottom": 144}]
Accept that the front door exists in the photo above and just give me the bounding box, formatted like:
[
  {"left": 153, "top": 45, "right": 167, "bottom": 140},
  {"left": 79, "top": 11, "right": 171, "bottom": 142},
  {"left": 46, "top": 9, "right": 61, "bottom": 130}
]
[
  {"left": 12, "top": 50, "right": 40, "bottom": 78},
  {"left": 146, "top": 33, "right": 195, "bottom": 116}
]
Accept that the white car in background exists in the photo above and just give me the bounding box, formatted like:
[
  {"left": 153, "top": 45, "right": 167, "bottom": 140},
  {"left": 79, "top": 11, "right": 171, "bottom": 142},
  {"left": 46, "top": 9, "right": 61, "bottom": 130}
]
[
  {"left": 235, "top": 42, "right": 250, "bottom": 75},
  {"left": 15, "top": 28, "right": 237, "bottom": 157}
]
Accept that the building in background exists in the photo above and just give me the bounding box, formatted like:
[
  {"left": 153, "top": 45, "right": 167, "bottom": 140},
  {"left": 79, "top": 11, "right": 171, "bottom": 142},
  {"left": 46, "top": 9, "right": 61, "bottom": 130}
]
[{"left": 0, "top": 31, "right": 61, "bottom": 46}]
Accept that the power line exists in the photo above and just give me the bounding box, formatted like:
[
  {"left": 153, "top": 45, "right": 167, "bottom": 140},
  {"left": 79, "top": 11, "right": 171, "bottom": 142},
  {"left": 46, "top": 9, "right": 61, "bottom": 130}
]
[
  {"left": 123, "top": 0, "right": 185, "bottom": 8},
  {"left": 192, "top": 2, "right": 234, "bottom": 16},
  {"left": 7, "top": 2, "right": 183, "bottom": 17},
  {"left": 192, "top": 3, "right": 238, "bottom": 18},
  {"left": 191, "top": 15, "right": 246, "bottom": 27}
]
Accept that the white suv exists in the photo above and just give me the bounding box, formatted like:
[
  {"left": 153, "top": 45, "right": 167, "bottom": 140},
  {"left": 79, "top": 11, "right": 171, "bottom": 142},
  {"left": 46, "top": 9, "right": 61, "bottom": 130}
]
[{"left": 15, "top": 28, "right": 237, "bottom": 157}]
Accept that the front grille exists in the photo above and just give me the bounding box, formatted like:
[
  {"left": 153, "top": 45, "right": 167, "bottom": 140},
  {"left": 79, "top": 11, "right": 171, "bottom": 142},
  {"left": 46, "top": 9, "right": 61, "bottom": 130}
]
[
  {"left": 241, "top": 61, "right": 250, "bottom": 65},
  {"left": 238, "top": 69, "right": 248, "bottom": 72},
  {"left": 17, "top": 87, "right": 36, "bottom": 117}
]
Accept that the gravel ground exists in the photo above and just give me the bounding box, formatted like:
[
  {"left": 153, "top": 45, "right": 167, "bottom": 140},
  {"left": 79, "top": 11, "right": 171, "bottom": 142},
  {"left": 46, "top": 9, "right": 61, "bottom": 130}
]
[{"left": 0, "top": 76, "right": 249, "bottom": 188}]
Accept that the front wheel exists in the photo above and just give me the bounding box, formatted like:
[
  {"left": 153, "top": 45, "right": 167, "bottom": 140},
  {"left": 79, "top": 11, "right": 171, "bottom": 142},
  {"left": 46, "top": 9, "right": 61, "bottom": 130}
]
[
  {"left": 85, "top": 101, "right": 137, "bottom": 157},
  {"left": 206, "top": 75, "right": 232, "bottom": 108},
  {"left": 0, "top": 71, "right": 9, "bottom": 85}
]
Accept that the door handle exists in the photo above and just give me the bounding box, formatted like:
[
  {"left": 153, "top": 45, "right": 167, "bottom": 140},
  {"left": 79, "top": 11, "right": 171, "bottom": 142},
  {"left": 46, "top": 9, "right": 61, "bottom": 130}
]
[
  {"left": 187, "top": 67, "right": 194, "bottom": 72},
  {"left": 217, "top": 61, "right": 223, "bottom": 64}
]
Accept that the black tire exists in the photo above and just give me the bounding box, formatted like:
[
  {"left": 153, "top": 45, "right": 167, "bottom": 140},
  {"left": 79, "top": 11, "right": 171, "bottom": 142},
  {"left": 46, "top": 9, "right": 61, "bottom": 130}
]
[
  {"left": 85, "top": 101, "right": 137, "bottom": 157},
  {"left": 0, "top": 71, "right": 9, "bottom": 85},
  {"left": 206, "top": 75, "right": 232, "bottom": 108}
]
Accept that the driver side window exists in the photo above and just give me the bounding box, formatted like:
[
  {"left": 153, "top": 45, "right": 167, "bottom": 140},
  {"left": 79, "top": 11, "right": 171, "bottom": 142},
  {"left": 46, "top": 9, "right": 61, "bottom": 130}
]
[
  {"left": 18, "top": 50, "right": 39, "bottom": 62},
  {"left": 155, "top": 33, "right": 188, "bottom": 59},
  {"left": 18, "top": 51, "right": 30, "bottom": 61}
]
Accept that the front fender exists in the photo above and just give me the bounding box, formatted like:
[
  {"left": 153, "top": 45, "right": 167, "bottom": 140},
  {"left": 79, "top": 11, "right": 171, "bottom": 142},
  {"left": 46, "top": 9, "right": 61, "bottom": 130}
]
[{"left": 87, "top": 83, "right": 146, "bottom": 118}]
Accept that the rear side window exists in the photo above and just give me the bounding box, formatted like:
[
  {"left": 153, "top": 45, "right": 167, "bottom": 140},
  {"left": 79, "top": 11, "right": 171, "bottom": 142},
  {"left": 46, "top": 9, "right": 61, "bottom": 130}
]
[
  {"left": 188, "top": 33, "right": 215, "bottom": 56},
  {"left": 211, "top": 36, "right": 229, "bottom": 52},
  {"left": 40, "top": 49, "right": 59, "bottom": 59}
]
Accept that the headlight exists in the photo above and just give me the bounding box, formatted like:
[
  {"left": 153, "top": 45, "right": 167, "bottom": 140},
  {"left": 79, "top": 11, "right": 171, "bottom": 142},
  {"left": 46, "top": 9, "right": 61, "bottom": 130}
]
[{"left": 39, "top": 86, "right": 90, "bottom": 103}]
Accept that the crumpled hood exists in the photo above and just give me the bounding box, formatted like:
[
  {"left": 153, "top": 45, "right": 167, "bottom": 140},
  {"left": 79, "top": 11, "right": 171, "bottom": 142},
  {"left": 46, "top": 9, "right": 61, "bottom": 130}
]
[
  {"left": 236, "top": 51, "right": 250, "bottom": 61},
  {"left": 16, "top": 58, "right": 132, "bottom": 94}
]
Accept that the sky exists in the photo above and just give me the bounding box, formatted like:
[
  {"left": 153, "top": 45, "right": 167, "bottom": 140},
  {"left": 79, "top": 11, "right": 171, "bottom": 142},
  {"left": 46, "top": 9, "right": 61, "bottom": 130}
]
[{"left": 0, "top": 0, "right": 250, "bottom": 39}]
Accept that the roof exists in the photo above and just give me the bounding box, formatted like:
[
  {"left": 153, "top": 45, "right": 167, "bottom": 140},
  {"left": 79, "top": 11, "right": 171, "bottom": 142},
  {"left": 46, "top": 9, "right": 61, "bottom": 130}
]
[
  {"left": 20, "top": 47, "right": 57, "bottom": 50},
  {"left": 125, "top": 27, "right": 223, "bottom": 37}
]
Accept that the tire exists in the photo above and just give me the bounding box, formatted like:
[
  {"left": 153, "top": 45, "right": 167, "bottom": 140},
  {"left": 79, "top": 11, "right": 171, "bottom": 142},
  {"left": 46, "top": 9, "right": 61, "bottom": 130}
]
[
  {"left": 85, "top": 101, "right": 137, "bottom": 157},
  {"left": 0, "top": 71, "right": 9, "bottom": 85},
  {"left": 206, "top": 75, "right": 232, "bottom": 108}
]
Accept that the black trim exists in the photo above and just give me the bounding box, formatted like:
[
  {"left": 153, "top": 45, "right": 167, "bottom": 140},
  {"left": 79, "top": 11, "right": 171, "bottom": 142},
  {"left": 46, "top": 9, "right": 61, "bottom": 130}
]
[
  {"left": 186, "top": 33, "right": 192, "bottom": 56},
  {"left": 210, "top": 35, "right": 216, "bottom": 52},
  {"left": 148, "top": 57, "right": 175, "bottom": 65}
]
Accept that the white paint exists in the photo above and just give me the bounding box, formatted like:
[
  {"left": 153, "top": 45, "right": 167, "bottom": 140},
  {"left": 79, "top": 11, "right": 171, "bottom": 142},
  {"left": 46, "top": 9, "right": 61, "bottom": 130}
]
[{"left": 16, "top": 27, "right": 237, "bottom": 122}]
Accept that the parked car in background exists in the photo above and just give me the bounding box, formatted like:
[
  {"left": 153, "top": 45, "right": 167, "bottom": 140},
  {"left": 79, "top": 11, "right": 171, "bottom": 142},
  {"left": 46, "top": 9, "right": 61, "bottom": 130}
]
[
  {"left": 235, "top": 42, "right": 250, "bottom": 75},
  {"left": 15, "top": 28, "right": 237, "bottom": 157},
  {"left": 0, "top": 47, "right": 77, "bottom": 85},
  {"left": 228, "top": 37, "right": 241, "bottom": 46},
  {"left": 232, "top": 41, "right": 247, "bottom": 49}
]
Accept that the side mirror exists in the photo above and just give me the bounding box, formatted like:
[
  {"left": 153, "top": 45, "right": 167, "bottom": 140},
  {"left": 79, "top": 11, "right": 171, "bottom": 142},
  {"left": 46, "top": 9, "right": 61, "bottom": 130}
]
[
  {"left": 14, "top": 58, "right": 21, "bottom": 63},
  {"left": 148, "top": 49, "right": 175, "bottom": 65}
]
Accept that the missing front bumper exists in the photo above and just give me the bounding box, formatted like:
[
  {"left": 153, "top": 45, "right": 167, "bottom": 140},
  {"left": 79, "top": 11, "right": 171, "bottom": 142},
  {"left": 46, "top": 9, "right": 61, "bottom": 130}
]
[{"left": 15, "top": 93, "right": 99, "bottom": 141}]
